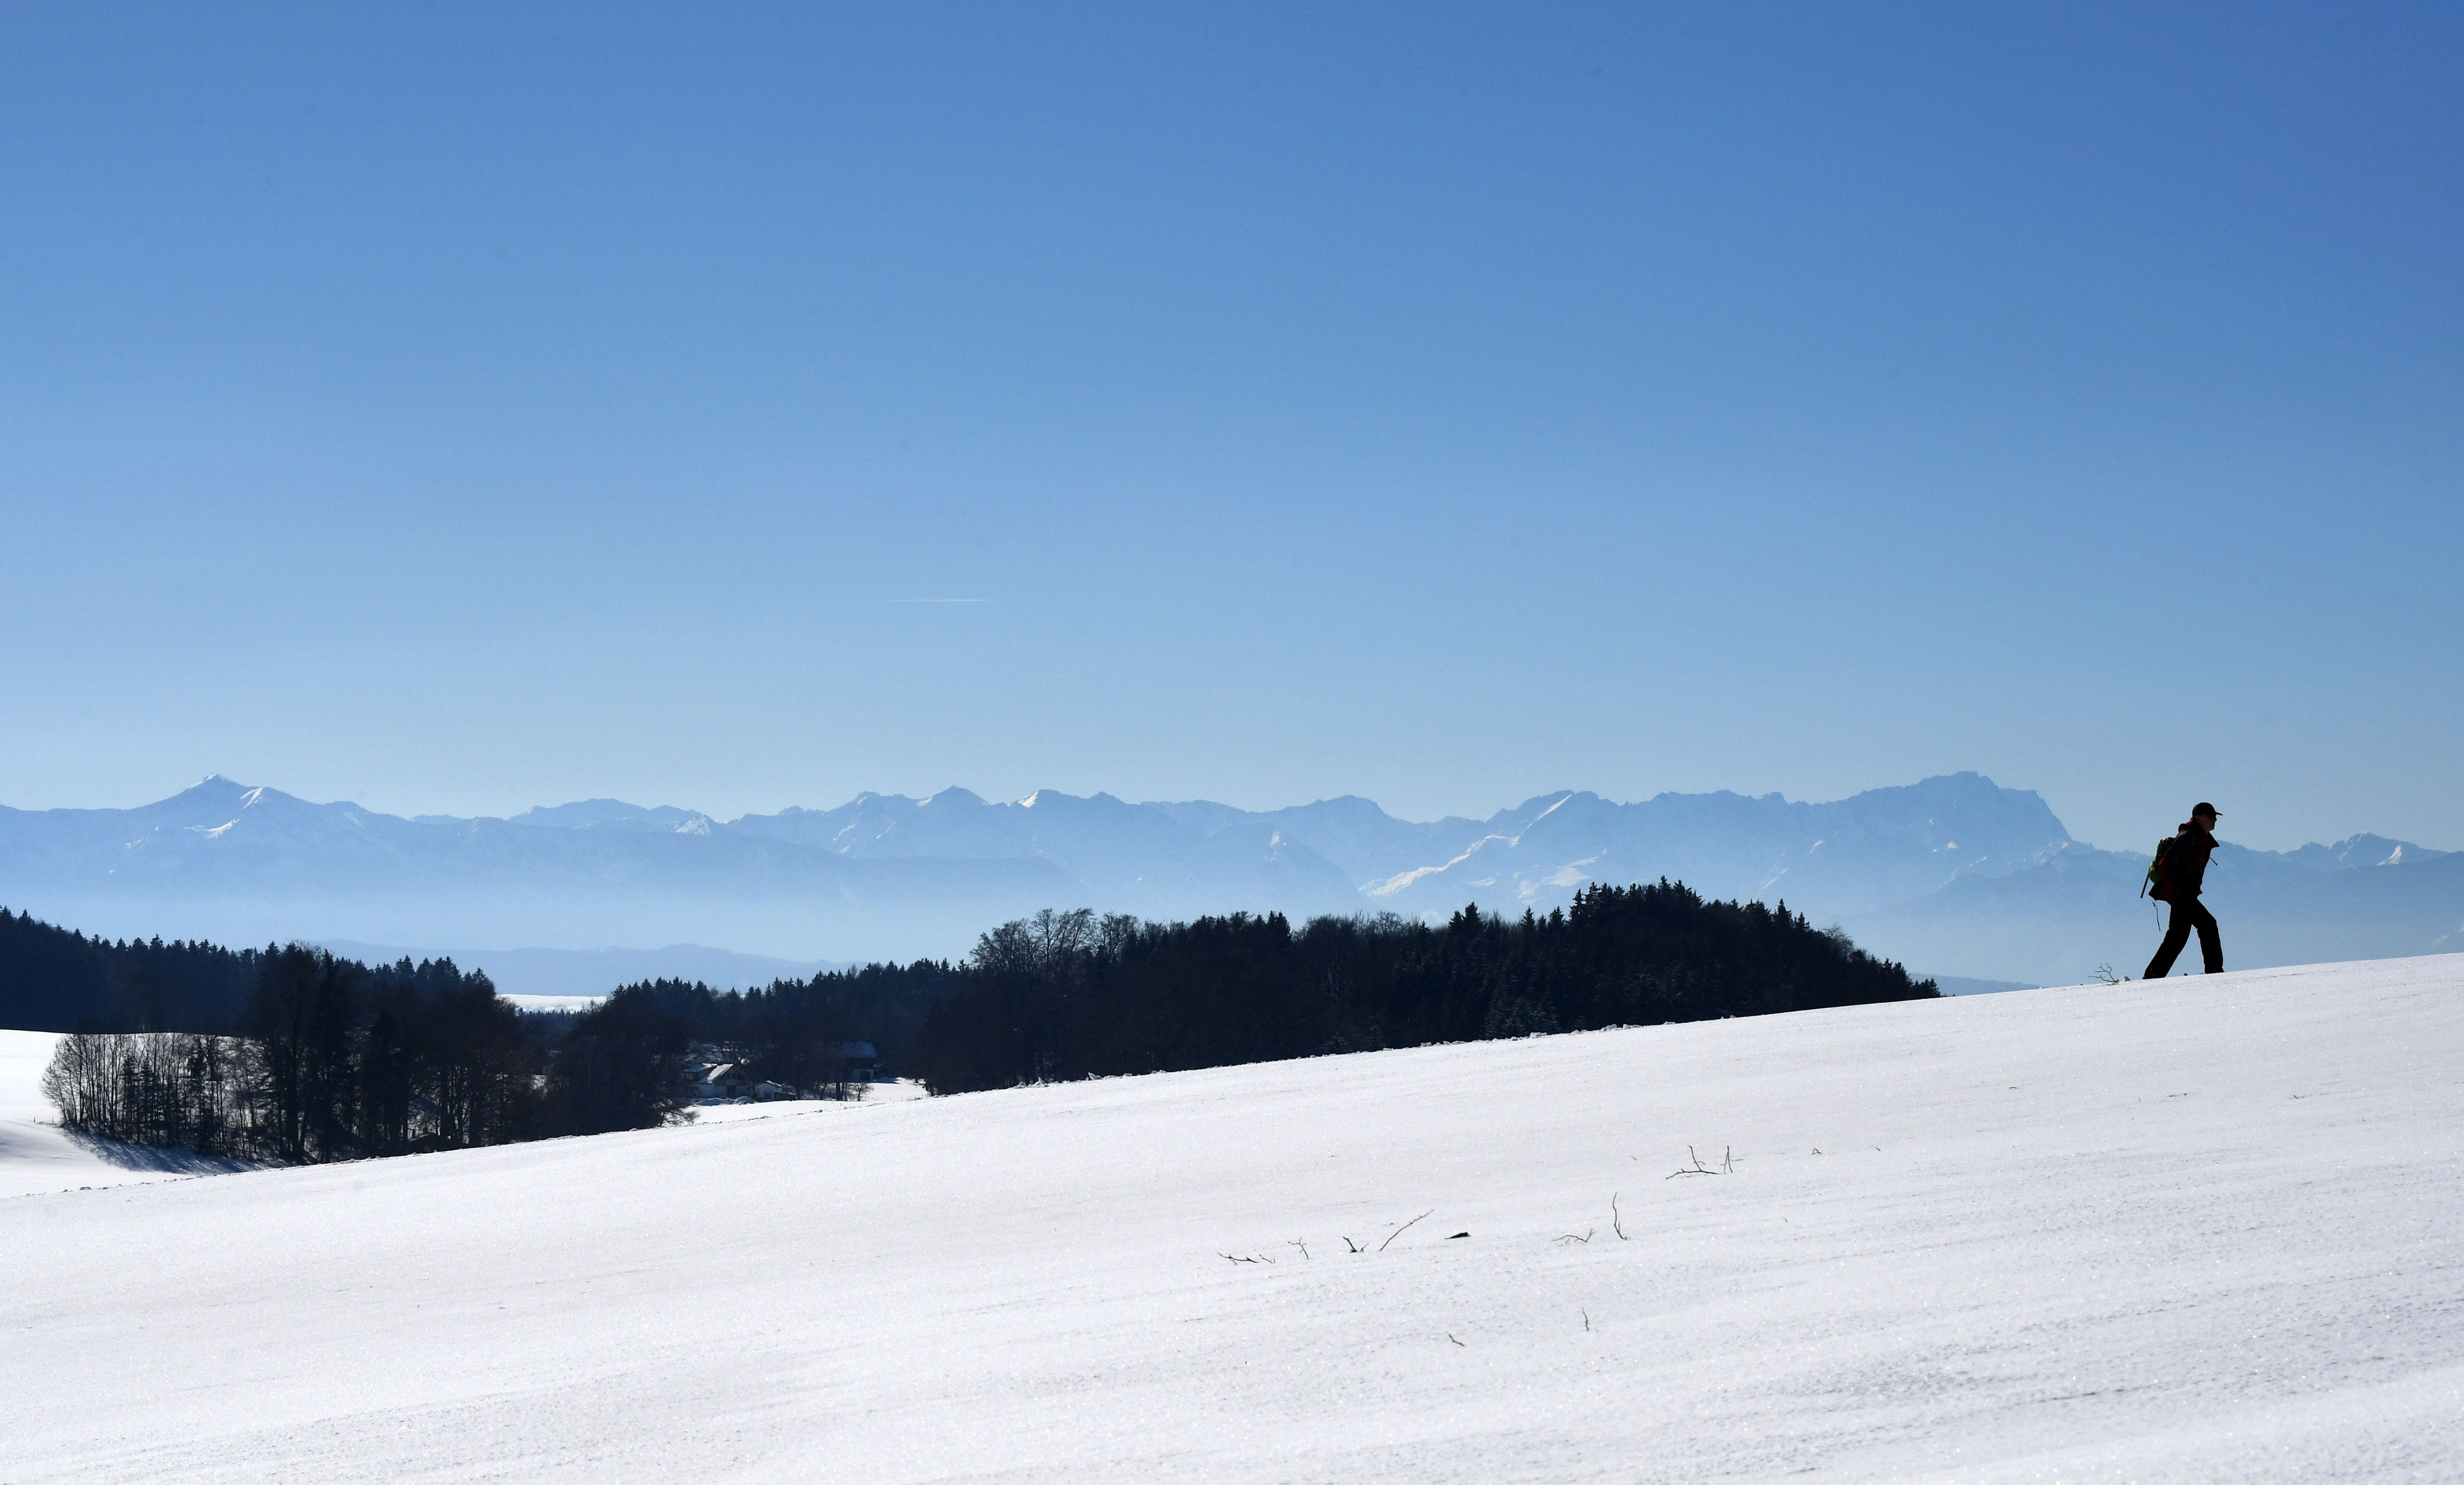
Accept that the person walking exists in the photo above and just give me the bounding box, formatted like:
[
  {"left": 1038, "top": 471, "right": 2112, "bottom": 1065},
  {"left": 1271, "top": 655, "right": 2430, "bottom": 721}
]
[{"left": 2144, "top": 802, "right": 2225, "bottom": 977}]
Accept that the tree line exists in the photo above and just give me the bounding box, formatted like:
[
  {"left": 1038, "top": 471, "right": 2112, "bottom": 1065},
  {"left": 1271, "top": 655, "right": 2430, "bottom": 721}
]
[
  {"left": 0, "top": 907, "right": 265, "bottom": 1032},
  {"left": 30, "top": 943, "right": 913, "bottom": 1159},
  {"left": 566, "top": 958, "right": 959, "bottom": 1084},
  {"left": 19, "top": 880, "right": 1937, "bottom": 1159},
  {"left": 904, "top": 883, "right": 1938, "bottom": 1093},
  {"left": 40, "top": 946, "right": 549, "bottom": 1159}
]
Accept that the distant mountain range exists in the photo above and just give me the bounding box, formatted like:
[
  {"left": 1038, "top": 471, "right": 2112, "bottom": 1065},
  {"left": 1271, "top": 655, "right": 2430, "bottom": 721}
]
[{"left": 2, "top": 773, "right": 2454, "bottom": 990}]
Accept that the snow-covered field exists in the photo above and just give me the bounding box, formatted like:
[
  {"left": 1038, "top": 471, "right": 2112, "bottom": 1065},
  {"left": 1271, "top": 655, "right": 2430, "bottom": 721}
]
[
  {"left": 5, "top": 957, "right": 2461, "bottom": 1482},
  {"left": 685, "top": 1078, "right": 930, "bottom": 1123}
]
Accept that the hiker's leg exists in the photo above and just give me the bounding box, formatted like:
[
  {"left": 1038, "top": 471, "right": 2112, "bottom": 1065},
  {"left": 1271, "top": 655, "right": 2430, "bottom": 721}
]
[
  {"left": 2191, "top": 899, "right": 2223, "bottom": 973},
  {"left": 2144, "top": 905, "right": 2192, "bottom": 979}
]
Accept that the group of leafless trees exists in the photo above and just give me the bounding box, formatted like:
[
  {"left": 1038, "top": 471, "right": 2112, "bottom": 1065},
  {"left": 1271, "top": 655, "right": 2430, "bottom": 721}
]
[
  {"left": 40, "top": 1030, "right": 254, "bottom": 1152},
  {"left": 43, "top": 945, "right": 545, "bottom": 1162},
  {"left": 23, "top": 905, "right": 953, "bottom": 1162},
  {"left": 34, "top": 936, "right": 914, "bottom": 1162}
]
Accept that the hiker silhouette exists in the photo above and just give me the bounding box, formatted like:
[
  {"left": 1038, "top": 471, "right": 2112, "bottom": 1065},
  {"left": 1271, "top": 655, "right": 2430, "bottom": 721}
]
[{"left": 2144, "top": 802, "right": 2224, "bottom": 977}]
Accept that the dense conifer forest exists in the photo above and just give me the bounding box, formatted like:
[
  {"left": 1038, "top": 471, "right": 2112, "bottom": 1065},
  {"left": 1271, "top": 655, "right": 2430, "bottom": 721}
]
[
  {"left": 903, "top": 883, "right": 1937, "bottom": 1093},
  {"left": 10, "top": 882, "right": 1934, "bottom": 1158},
  {"left": 0, "top": 907, "right": 269, "bottom": 1032}
]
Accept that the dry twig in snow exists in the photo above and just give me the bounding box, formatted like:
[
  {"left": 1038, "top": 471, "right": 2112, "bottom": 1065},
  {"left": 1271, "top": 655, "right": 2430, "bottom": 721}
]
[
  {"left": 1667, "top": 1146, "right": 1724, "bottom": 1178},
  {"left": 1378, "top": 1210, "right": 1434, "bottom": 1252}
]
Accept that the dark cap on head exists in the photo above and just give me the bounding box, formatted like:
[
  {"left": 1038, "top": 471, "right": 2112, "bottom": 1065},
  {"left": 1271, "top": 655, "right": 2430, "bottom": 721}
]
[{"left": 2192, "top": 802, "right": 2220, "bottom": 818}]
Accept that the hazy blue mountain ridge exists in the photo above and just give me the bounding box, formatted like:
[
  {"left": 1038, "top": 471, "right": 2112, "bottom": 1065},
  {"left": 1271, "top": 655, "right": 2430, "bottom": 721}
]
[
  {"left": 1348, "top": 772, "right": 2075, "bottom": 922},
  {"left": 506, "top": 799, "right": 709, "bottom": 833},
  {"left": 2278, "top": 834, "right": 2451, "bottom": 871},
  {"left": 0, "top": 773, "right": 2452, "bottom": 987},
  {"left": 0, "top": 777, "right": 1082, "bottom": 961},
  {"left": 721, "top": 788, "right": 1362, "bottom": 924}
]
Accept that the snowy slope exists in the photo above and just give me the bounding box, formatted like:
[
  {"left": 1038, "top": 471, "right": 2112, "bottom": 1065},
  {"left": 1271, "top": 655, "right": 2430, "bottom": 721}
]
[{"left": 5, "top": 957, "right": 2462, "bottom": 1482}]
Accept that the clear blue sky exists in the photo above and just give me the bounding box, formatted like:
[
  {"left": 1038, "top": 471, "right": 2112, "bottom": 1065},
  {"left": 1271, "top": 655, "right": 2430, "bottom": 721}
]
[{"left": 3, "top": 3, "right": 2458, "bottom": 852}]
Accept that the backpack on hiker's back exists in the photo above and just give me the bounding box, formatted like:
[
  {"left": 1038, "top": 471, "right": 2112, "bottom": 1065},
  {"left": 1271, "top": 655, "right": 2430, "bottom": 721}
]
[
  {"left": 2142, "top": 834, "right": 2179, "bottom": 900},
  {"left": 2143, "top": 808, "right": 2221, "bottom": 902}
]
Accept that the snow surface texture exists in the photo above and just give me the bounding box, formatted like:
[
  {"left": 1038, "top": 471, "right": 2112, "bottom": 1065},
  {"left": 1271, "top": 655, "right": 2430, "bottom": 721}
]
[
  {"left": 6, "top": 957, "right": 2462, "bottom": 1482},
  {"left": 685, "top": 1080, "right": 930, "bottom": 1123}
]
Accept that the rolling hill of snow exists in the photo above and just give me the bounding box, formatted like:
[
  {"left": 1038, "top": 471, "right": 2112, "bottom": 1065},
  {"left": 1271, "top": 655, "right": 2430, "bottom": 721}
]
[{"left": 6, "top": 955, "right": 2460, "bottom": 1481}]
